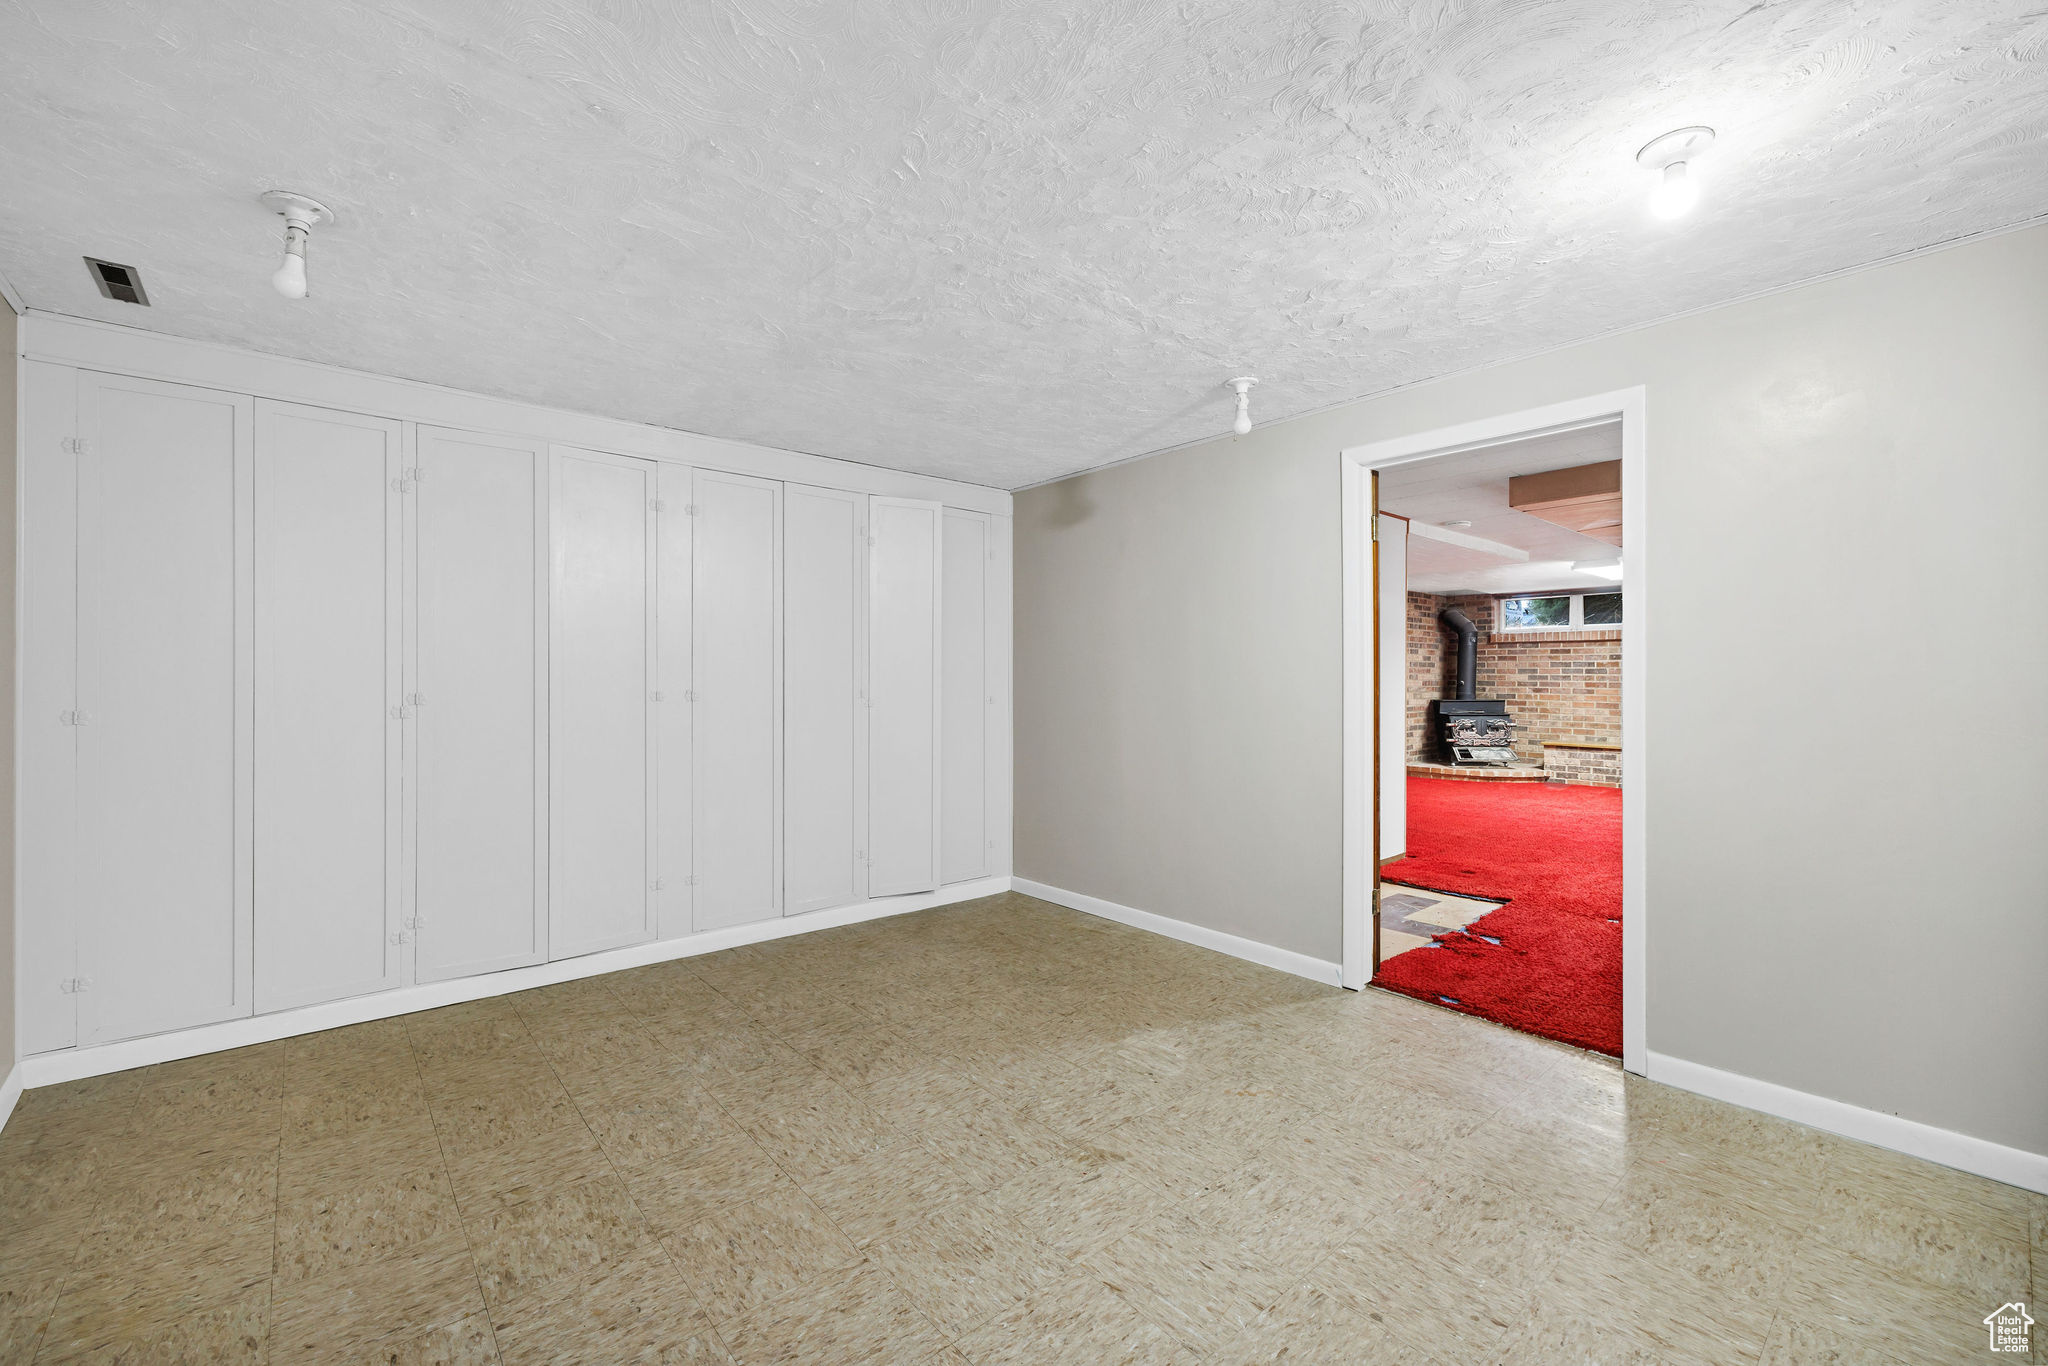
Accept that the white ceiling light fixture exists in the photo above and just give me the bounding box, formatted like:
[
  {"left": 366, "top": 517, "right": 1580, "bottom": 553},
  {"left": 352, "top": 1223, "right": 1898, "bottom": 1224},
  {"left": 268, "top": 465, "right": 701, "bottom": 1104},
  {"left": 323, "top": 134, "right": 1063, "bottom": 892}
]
[
  {"left": 1636, "top": 126, "right": 1714, "bottom": 220},
  {"left": 1227, "top": 376, "right": 1259, "bottom": 436},
  {"left": 260, "top": 191, "right": 334, "bottom": 299},
  {"left": 1573, "top": 558, "right": 1624, "bottom": 581}
]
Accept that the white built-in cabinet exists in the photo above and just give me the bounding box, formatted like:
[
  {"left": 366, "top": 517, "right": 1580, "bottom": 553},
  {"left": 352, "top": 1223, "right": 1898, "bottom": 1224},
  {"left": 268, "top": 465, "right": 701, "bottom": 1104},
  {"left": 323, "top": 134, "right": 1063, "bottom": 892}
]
[
  {"left": 690, "top": 468, "right": 783, "bottom": 932},
  {"left": 252, "top": 401, "right": 404, "bottom": 1014},
  {"left": 16, "top": 328, "right": 1010, "bottom": 1060},
  {"left": 411, "top": 427, "right": 550, "bottom": 982},
  {"left": 867, "top": 499, "right": 944, "bottom": 896},
  {"left": 783, "top": 485, "right": 865, "bottom": 916},
  {"left": 941, "top": 509, "right": 991, "bottom": 885},
  {"left": 551, "top": 449, "right": 658, "bottom": 957},
  {"left": 75, "top": 373, "right": 252, "bottom": 1045},
  {"left": 17, "top": 361, "right": 80, "bottom": 1055}
]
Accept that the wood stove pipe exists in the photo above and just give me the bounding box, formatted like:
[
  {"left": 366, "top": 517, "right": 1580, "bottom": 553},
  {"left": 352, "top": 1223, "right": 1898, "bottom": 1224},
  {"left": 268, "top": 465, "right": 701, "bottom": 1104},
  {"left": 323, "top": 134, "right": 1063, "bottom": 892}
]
[{"left": 1440, "top": 606, "right": 1477, "bottom": 701}]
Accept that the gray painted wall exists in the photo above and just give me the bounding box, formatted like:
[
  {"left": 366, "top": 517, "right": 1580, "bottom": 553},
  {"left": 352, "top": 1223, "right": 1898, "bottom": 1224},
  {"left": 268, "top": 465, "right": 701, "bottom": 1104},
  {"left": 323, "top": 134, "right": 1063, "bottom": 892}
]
[{"left": 1015, "top": 224, "right": 2048, "bottom": 1156}]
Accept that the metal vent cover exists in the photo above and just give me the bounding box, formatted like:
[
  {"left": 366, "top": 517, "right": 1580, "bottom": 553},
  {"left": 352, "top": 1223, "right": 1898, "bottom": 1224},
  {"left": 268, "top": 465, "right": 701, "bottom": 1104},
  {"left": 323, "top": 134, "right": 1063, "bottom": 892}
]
[{"left": 84, "top": 257, "right": 149, "bottom": 305}]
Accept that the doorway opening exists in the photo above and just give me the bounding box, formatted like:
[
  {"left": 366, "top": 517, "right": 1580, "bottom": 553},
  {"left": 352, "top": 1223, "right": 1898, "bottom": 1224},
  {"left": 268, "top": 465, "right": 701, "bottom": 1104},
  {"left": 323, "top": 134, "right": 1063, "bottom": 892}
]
[{"left": 1341, "top": 389, "right": 1646, "bottom": 1071}]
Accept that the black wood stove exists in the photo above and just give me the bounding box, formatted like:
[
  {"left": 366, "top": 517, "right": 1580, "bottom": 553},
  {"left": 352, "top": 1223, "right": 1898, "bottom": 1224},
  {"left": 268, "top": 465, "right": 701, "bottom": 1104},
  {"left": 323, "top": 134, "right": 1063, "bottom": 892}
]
[
  {"left": 1437, "top": 698, "right": 1518, "bottom": 765},
  {"left": 1435, "top": 606, "right": 1519, "bottom": 765}
]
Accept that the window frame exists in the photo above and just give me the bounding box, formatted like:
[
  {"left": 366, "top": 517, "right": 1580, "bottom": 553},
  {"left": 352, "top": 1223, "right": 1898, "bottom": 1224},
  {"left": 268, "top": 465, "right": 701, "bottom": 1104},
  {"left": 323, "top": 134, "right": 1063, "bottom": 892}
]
[{"left": 1495, "top": 590, "right": 1623, "bottom": 633}]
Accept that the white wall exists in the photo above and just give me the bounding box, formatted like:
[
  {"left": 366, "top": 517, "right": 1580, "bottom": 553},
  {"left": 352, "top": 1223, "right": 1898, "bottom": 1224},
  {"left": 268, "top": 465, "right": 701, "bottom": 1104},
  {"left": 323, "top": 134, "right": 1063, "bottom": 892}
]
[
  {"left": 1015, "top": 224, "right": 2048, "bottom": 1160},
  {"left": 1376, "top": 512, "right": 1406, "bottom": 863},
  {"left": 1, "top": 295, "right": 16, "bottom": 1084}
]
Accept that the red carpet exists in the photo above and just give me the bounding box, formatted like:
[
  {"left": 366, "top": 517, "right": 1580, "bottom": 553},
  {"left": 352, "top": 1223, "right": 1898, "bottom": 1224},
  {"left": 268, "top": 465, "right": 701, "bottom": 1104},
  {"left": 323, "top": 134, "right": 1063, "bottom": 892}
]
[{"left": 1374, "top": 777, "right": 1621, "bottom": 1055}]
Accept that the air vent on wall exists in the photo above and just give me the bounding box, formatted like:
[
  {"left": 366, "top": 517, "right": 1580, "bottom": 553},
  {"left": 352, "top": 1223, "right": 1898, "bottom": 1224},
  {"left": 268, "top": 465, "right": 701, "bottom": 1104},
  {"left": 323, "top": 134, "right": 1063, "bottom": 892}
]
[{"left": 84, "top": 257, "right": 149, "bottom": 305}]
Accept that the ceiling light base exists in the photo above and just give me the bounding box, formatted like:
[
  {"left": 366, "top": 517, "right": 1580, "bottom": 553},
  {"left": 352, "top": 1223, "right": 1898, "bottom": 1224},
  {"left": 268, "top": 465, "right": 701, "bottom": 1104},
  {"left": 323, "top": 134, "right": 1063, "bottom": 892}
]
[
  {"left": 260, "top": 190, "right": 335, "bottom": 229},
  {"left": 1635, "top": 127, "right": 1714, "bottom": 171}
]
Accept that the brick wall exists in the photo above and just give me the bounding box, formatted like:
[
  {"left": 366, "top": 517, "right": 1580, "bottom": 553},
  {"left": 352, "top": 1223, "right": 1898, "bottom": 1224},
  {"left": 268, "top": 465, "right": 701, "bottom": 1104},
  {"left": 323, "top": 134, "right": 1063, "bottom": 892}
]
[
  {"left": 1405, "top": 591, "right": 1621, "bottom": 769},
  {"left": 1542, "top": 746, "right": 1622, "bottom": 786},
  {"left": 1405, "top": 592, "right": 1458, "bottom": 762}
]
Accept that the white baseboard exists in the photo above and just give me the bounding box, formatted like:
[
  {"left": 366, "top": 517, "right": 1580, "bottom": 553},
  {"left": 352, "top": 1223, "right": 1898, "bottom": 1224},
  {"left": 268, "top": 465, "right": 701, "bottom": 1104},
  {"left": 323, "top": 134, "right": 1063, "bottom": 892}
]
[
  {"left": 0, "top": 1063, "right": 22, "bottom": 1138},
  {"left": 1646, "top": 1051, "right": 2048, "bottom": 1195},
  {"left": 18, "top": 877, "right": 1012, "bottom": 1091},
  {"left": 1012, "top": 878, "right": 1343, "bottom": 987}
]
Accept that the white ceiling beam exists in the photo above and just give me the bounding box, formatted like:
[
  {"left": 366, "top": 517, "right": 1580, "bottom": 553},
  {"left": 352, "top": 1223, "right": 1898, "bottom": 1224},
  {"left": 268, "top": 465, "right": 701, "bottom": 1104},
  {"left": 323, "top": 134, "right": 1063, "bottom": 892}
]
[{"left": 1408, "top": 520, "right": 1530, "bottom": 561}]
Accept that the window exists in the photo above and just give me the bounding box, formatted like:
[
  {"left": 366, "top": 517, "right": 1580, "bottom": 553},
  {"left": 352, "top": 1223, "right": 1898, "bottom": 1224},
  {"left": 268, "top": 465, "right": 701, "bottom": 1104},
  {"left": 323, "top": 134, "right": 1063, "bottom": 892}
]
[
  {"left": 1497, "top": 591, "right": 1622, "bottom": 631},
  {"left": 1500, "top": 595, "right": 1572, "bottom": 628},
  {"left": 1583, "top": 592, "right": 1623, "bottom": 626}
]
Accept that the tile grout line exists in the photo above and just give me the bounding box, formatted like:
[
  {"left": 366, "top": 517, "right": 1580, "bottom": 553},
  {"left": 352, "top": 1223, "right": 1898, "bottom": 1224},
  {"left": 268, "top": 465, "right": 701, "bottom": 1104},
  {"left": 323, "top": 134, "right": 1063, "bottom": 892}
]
[
  {"left": 521, "top": 972, "right": 762, "bottom": 1358},
  {"left": 402, "top": 1012, "right": 512, "bottom": 1366}
]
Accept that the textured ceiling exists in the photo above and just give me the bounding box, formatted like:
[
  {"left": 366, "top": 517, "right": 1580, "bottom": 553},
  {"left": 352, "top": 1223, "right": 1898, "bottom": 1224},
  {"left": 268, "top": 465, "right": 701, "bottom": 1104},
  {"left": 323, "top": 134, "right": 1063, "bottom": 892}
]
[{"left": 2, "top": 1, "right": 2044, "bottom": 489}]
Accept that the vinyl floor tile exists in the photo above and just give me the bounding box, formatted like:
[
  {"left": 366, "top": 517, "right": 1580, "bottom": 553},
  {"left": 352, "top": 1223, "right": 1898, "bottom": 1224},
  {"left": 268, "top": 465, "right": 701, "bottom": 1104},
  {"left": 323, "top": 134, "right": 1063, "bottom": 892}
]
[
  {"left": 1204, "top": 1280, "right": 1437, "bottom": 1366},
  {"left": 34, "top": 1281, "right": 271, "bottom": 1366},
  {"left": 663, "top": 1186, "right": 862, "bottom": 1325},
  {"left": 863, "top": 1193, "right": 1070, "bottom": 1338},
  {"left": 717, "top": 1259, "right": 949, "bottom": 1366},
  {"left": 950, "top": 1273, "right": 1195, "bottom": 1366},
  {"left": 275, "top": 1155, "right": 465, "bottom": 1283},
  {"left": 487, "top": 1244, "right": 727, "bottom": 1366},
  {"left": 5, "top": 893, "right": 2036, "bottom": 1366},
  {"left": 798, "top": 1134, "right": 980, "bottom": 1247},
  {"left": 268, "top": 1232, "right": 487, "bottom": 1366},
  {"left": 464, "top": 1172, "right": 653, "bottom": 1310}
]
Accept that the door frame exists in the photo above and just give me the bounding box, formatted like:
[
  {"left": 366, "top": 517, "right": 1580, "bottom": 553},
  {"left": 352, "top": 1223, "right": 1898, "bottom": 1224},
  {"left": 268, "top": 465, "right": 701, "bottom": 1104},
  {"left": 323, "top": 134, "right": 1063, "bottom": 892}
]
[{"left": 1340, "top": 387, "right": 1648, "bottom": 1075}]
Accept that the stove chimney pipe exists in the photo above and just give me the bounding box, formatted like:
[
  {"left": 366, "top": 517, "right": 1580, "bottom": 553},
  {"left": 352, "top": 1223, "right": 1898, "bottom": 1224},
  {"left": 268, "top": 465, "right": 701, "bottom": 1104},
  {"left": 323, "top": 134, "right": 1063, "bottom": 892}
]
[{"left": 1440, "top": 606, "right": 1477, "bottom": 701}]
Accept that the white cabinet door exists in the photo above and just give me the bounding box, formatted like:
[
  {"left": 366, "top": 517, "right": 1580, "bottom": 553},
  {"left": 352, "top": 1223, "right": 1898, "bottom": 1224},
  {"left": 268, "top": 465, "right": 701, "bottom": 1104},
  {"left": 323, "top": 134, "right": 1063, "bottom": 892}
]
[
  {"left": 253, "top": 402, "right": 403, "bottom": 1012},
  {"left": 784, "top": 485, "right": 863, "bottom": 915},
  {"left": 655, "top": 462, "right": 693, "bottom": 939},
  {"left": 691, "top": 469, "right": 782, "bottom": 931},
  {"left": 75, "top": 372, "right": 252, "bottom": 1044},
  {"left": 413, "top": 426, "right": 548, "bottom": 983},
  {"left": 867, "top": 498, "right": 942, "bottom": 897},
  {"left": 20, "top": 362, "right": 80, "bottom": 1053},
  {"left": 940, "top": 508, "right": 990, "bottom": 885},
  {"left": 551, "top": 447, "right": 657, "bottom": 958}
]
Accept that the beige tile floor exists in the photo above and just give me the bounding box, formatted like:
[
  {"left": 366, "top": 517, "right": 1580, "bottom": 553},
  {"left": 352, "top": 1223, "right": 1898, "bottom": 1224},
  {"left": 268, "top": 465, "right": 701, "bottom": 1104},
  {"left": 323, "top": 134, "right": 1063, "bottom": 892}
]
[
  {"left": 1, "top": 891, "right": 2040, "bottom": 1364},
  {"left": 1377, "top": 884, "right": 1504, "bottom": 962}
]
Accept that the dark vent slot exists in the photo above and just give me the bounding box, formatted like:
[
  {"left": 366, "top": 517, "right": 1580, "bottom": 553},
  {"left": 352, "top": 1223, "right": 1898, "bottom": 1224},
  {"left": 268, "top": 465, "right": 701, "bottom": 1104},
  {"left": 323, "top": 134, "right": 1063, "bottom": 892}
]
[{"left": 85, "top": 257, "right": 149, "bottom": 306}]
